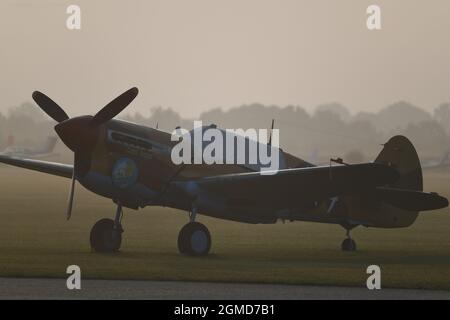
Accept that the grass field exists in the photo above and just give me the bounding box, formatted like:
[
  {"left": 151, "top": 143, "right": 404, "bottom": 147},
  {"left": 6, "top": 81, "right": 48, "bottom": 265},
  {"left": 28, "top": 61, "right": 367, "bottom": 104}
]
[{"left": 0, "top": 166, "right": 449, "bottom": 290}]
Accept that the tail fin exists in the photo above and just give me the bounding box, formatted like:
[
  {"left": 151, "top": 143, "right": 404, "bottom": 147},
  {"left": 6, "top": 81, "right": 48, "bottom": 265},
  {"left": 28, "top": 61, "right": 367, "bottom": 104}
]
[
  {"left": 368, "top": 135, "right": 448, "bottom": 228},
  {"left": 31, "top": 136, "right": 58, "bottom": 154},
  {"left": 45, "top": 136, "right": 58, "bottom": 152},
  {"left": 374, "top": 135, "right": 423, "bottom": 192},
  {"left": 369, "top": 135, "right": 422, "bottom": 227}
]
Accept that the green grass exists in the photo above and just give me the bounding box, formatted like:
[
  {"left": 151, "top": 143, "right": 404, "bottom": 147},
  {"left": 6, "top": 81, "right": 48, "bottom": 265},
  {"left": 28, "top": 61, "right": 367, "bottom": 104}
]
[{"left": 0, "top": 167, "right": 449, "bottom": 290}]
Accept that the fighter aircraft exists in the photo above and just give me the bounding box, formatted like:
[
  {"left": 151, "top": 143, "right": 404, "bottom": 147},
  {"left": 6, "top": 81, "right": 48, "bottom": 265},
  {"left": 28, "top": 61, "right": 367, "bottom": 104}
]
[
  {"left": 0, "top": 135, "right": 58, "bottom": 159},
  {"left": 0, "top": 87, "right": 447, "bottom": 255},
  {"left": 422, "top": 151, "right": 449, "bottom": 170}
]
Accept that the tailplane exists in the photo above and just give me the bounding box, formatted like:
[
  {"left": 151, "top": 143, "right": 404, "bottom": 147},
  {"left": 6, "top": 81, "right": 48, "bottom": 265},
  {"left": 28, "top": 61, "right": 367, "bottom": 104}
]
[{"left": 368, "top": 135, "right": 447, "bottom": 227}]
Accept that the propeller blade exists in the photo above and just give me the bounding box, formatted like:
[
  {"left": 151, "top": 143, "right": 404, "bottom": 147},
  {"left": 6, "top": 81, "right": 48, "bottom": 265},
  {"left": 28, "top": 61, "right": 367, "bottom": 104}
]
[
  {"left": 90, "top": 87, "right": 138, "bottom": 127},
  {"left": 268, "top": 118, "right": 275, "bottom": 146},
  {"left": 32, "top": 91, "right": 70, "bottom": 123},
  {"left": 66, "top": 168, "right": 76, "bottom": 220}
]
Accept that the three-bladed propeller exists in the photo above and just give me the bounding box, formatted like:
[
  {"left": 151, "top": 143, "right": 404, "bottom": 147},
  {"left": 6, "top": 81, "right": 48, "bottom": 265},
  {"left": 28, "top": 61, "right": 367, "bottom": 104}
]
[
  {"left": 32, "top": 87, "right": 139, "bottom": 220},
  {"left": 32, "top": 87, "right": 139, "bottom": 126}
]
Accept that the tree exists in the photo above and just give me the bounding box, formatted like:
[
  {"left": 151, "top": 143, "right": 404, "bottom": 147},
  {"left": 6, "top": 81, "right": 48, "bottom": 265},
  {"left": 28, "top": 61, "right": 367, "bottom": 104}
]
[{"left": 434, "top": 103, "right": 450, "bottom": 134}]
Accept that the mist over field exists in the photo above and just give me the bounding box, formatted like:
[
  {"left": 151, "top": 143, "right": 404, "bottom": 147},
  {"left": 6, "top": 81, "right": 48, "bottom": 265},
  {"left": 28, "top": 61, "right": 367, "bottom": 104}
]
[
  {"left": 1, "top": 0, "right": 450, "bottom": 163},
  {"left": 3, "top": 100, "right": 450, "bottom": 164}
]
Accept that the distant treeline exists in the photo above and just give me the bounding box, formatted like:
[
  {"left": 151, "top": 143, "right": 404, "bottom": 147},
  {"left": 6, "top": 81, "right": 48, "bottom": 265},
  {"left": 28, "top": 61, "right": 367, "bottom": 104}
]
[{"left": 3, "top": 101, "right": 450, "bottom": 162}]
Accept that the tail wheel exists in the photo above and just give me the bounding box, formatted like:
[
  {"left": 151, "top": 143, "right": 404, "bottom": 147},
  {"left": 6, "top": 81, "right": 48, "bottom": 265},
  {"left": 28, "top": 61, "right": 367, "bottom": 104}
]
[
  {"left": 341, "top": 238, "right": 357, "bottom": 252},
  {"left": 90, "top": 218, "right": 122, "bottom": 253},
  {"left": 178, "top": 222, "right": 211, "bottom": 256}
]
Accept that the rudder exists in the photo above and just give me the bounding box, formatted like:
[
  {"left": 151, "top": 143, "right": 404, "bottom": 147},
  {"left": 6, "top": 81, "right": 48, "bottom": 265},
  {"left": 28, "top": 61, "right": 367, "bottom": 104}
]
[
  {"left": 370, "top": 135, "right": 422, "bottom": 227},
  {"left": 375, "top": 135, "right": 423, "bottom": 192}
]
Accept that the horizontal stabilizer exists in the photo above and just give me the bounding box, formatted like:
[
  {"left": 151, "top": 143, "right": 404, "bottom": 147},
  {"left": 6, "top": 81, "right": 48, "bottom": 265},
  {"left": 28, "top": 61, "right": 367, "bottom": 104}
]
[{"left": 376, "top": 187, "right": 449, "bottom": 212}]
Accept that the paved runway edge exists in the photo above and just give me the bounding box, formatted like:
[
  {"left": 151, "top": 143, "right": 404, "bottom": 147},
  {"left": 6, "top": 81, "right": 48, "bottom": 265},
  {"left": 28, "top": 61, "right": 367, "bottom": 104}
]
[{"left": 0, "top": 277, "right": 449, "bottom": 300}]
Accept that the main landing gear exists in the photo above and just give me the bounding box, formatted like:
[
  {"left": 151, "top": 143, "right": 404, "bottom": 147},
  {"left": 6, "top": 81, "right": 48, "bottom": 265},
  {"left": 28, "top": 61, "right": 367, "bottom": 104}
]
[
  {"left": 90, "top": 204, "right": 124, "bottom": 253},
  {"left": 341, "top": 228, "right": 357, "bottom": 252},
  {"left": 177, "top": 206, "right": 211, "bottom": 256}
]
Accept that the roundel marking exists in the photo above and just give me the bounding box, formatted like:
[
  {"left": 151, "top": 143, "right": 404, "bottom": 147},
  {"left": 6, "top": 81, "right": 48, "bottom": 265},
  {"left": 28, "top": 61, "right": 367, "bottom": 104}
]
[{"left": 111, "top": 157, "right": 139, "bottom": 189}]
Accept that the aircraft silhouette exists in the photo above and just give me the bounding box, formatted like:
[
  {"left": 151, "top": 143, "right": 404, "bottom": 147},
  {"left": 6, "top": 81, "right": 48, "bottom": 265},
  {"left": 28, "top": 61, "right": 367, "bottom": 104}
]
[
  {"left": 1, "top": 136, "right": 58, "bottom": 159},
  {"left": 0, "top": 87, "right": 447, "bottom": 255},
  {"left": 422, "top": 152, "right": 449, "bottom": 170}
]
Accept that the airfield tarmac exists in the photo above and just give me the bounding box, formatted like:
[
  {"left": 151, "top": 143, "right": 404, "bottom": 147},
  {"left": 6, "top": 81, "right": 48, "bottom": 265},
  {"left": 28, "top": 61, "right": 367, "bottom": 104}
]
[{"left": 0, "top": 277, "right": 449, "bottom": 299}]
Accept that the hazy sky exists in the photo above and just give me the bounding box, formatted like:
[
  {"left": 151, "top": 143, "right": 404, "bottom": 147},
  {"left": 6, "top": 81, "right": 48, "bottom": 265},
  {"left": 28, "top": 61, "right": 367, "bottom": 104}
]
[{"left": 1, "top": 0, "right": 450, "bottom": 118}]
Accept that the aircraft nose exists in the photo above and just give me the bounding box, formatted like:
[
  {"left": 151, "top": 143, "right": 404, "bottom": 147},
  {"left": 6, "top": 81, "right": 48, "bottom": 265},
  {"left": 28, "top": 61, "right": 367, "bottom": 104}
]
[{"left": 54, "top": 116, "right": 99, "bottom": 153}]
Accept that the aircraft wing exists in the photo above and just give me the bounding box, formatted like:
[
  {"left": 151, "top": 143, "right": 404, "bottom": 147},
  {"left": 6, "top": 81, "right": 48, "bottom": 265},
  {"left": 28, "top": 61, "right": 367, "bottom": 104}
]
[
  {"left": 0, "top": 155, "right": 72, "bottom": 179},
  {"left": 185, "top": 163, "right": 399, "bottom": 208}
]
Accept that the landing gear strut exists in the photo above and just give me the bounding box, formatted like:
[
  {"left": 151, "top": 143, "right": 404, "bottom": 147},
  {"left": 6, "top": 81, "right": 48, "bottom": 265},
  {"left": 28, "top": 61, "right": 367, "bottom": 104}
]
[
  {"left": 90, "top": 204, "right": 123, "bottom": 253},
  {"left": 341, "top": 229, "right": 356, "bottom": 252},
  {"left": 177, "top": 206, "right": 211, "bottom": 256}
]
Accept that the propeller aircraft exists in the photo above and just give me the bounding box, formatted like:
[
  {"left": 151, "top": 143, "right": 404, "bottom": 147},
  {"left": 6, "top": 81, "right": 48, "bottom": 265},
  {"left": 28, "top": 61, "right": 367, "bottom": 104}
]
[
  {"left": 0, "top": 87, "right": 447, "bottom": 255},
  {"left": 0, "top": 135, "right": 58, "bottom": 159}
]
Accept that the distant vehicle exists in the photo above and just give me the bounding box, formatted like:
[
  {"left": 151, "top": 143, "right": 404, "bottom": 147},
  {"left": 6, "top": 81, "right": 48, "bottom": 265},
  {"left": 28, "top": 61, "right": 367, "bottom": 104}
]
[
  {"left": 1, "top": 136, "right": 58, "bottom": 159},
  {"left": 0, "top": 87, "right": 447, "bottom": 255},
  {"left": 422, "top": 152, "right": 449, "bottom": 170}
]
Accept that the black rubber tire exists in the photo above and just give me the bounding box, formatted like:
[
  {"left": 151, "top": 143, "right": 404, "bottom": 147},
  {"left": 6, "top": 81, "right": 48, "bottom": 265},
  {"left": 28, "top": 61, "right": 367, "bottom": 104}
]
[
  {"left": 90, "top": 218, "right": 122, "bottom": 253},
  {"left": 177, "top": 222, "right": 211, "bottom": 256},
  {"left": 341, "top": 238, "right": 357, "bottom": 252}
]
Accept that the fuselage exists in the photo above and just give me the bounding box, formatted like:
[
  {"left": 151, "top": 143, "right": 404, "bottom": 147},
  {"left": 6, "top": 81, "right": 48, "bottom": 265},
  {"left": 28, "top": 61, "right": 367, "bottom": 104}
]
[
  {"left": 74, "top": 119, "right": 424, "bottom": 228},
  {"left": 76, "top": 119, "right": 315, "bottom": 223}
]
